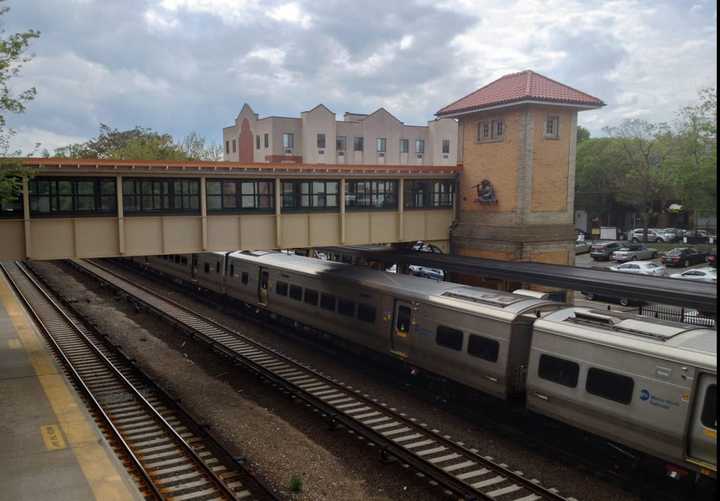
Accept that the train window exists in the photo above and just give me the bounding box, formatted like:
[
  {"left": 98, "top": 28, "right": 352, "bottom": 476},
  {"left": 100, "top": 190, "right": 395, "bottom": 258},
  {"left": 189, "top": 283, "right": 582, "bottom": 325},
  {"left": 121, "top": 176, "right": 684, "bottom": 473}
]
[
  {"left": 538, "top": 355, "right": 579, "bottom": 388},
  {"left": 396, "top": 306, "right": 411, "bottom": 333},
  {"left": 436, "top": 326, "right": 463, "bottom": 351},
  {"left": 276, "top": 281, "right": 288, "bottom": 296},
  {"left": 701, "top": 385, "right": 716, "bottom": 429},
  {"left": 216, "top": 262, "right": 220, "bottom": 273},
  {"left": 241, "top": 272, "right": 249, "bottom": 285},
  {"left": 467, "top": 335, "right": 499, "bottom": 362},
  {"left": 204, "top": 262, "right": 210, "bottom": 273},
  {"left": 358, "top": 304, "right": 376, "bottom": 323},
  {"left": 338, "top": 299, "right": 355, "bottom": 317},
  {"left": 181, "top": 257, "right": 188, "bottom": 265},
  {"left": 320, "top": 293, "right": 336, "bottom": 311},
  {"left": 289, "top": 285, "right": 303, "bottom": 301},
  {"left": 304, "top": 289, "right": 319, "bottom": 306},
  {"left": 586, "top": 368, "right": 634, "bottom": 405},
  {"left": 230, "top": 264, "right": 234, "bottom": 276}
]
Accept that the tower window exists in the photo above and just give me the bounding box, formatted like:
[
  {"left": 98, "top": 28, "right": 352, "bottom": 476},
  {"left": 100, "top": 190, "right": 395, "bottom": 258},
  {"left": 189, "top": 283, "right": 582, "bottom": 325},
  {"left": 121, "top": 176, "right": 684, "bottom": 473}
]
[{"left": 545, "top": 115, "right": 560, "bottom": 139}]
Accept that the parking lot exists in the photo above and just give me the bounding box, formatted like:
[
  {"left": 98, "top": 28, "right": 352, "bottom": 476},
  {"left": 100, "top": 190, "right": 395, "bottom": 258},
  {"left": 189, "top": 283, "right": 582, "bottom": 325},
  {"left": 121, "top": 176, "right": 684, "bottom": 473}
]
[{"left": 575, "top": 250, "right": 713, "bottom": 276}]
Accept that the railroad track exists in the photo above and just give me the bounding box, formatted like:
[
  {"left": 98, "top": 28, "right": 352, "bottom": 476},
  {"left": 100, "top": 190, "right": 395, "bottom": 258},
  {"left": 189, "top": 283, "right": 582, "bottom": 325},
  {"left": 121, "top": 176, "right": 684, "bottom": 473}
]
[
  {"left": 74, "top": 258, "right": 577, "bottom": 501},
  {"left": 1, "top": 261, "right": 275, "bottom": 501}
]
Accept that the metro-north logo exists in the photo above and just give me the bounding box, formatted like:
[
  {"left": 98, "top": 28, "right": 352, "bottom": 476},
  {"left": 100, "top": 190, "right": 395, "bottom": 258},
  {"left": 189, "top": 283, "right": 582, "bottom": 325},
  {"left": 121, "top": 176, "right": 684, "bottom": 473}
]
[{"left": 640, "top": 389, "right": 651, "bottom": 401}]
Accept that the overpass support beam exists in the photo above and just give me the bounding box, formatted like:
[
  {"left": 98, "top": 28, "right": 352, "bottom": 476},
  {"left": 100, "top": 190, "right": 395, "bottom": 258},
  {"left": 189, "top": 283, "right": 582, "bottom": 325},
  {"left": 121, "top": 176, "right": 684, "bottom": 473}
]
[
  {"left": 116, "top": 176, "right": 125, "bottom": 255},
  {"left": 398, "top": 178, "right": 404, "bottom": 241},
  {"left": 22, "top": 177, "right": 31, "bottom": 259},
  {"left": 340, "top": 178, "right": 346, "bottom": 244},
  {"left": 275, "top": 178, "right": 282, "bottom": 248},
  {"left": 200, "top": 176, "right": 208, "bottom": 251}
]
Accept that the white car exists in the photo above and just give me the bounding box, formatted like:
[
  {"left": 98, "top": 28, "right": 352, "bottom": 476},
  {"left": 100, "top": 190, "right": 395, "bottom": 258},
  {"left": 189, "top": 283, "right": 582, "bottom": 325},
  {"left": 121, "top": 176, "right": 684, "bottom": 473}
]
[
  {"left": 609, "top": 261, "right": 666, "bottom": 276},
  {"left": 669, "top": 267, "right": 717, "bottom": 283}
]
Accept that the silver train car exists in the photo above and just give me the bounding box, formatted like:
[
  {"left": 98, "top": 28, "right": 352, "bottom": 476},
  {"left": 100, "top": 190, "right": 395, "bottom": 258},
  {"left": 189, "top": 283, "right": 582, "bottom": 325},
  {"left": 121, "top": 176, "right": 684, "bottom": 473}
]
[{"left": 132, "top": 251, "right": 717, "bottom": 481}]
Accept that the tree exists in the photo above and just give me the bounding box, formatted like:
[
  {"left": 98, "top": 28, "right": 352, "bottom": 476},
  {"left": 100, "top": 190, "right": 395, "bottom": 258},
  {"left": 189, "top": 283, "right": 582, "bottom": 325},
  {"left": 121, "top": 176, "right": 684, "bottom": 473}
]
[
  {"left": 0, "top": 1, "right": 40, "bottom": 203},
  {"left": 180, "top": 131, "right": 224, "bottom": 161},
  {"left": 603, "top": 119, "right": 678, "bottom": 234},
  {"left": 576, "top": 125, "right": 591, "bottom": 144}
]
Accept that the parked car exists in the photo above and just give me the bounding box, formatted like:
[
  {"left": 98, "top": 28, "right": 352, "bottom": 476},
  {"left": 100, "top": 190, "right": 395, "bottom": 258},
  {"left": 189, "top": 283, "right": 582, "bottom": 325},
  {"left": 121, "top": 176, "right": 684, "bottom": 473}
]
[
  {"left": 590, "top": 241, "right": 624, "bottom": 261},
  {"left": 575, "top": 240, "right": 591, "bottom": 254},
  {"left": 661, "top": 247, "right": 708, "bottom": 267},
  {"left": 629, "top": 228, "right": 668, "bottom": 243},
  {"left": 609, "top": 261, "right": 666, "bottom": 276},
  {"left": 581, "top": 291, "right": 644, "bottom": 307},
  {"left": 611, "top": 244, "right": 657, "bottom": 262},
  {"left": 669, "top": 267, "right": 717, "bottom": 283},
  {"left": 408, "top": 265, "right": 444, "bottom": 280}
]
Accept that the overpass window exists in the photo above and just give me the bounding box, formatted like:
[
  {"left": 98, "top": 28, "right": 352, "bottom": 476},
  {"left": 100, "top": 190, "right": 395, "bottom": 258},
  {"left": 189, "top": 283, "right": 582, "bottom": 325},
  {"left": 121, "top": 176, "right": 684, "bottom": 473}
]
[
  {"left": 701, "top": 385, "right": 716, "bottom": 429},
  {"left": 436, "top": 326, "right": 463, "bottom": 351},
  {"left": 404, "top": 180, "right": 454, "bottom": 209},
  {"left": 282, "top": 180, "right": 339, "bottom": 210},
  {"left": 123, "top": 178, "right": 199, "bottom": 214},
  {"left": 346, "top": 180, "right": 397, "bottom": 210},
  {"left": 29, "top": 177, "right": 116, "bottom": 216},
  {"left": 207, "top": 179, "right": 274, "bottom": 212},
  {"left": 586, "top": 368, "right": 634, "bottom": 405},
  {"left": 538, "top": 355, "right": 579, "bottom": 388},
  {"left": 467, "top": 335, "right": 499, "bottom": 362}
]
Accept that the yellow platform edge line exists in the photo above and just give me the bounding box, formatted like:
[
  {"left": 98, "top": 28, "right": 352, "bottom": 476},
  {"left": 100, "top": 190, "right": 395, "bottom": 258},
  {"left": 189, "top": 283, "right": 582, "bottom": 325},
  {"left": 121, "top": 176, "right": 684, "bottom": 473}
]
[{"left": 0, "top": 271, "right": 138, "bottom": 501}]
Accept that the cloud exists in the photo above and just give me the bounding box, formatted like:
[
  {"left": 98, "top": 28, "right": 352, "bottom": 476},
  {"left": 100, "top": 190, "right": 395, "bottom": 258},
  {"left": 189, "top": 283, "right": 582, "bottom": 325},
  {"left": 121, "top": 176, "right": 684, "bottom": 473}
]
[{"left": 2, "top": 0, "right": 716, "bottom": 152}]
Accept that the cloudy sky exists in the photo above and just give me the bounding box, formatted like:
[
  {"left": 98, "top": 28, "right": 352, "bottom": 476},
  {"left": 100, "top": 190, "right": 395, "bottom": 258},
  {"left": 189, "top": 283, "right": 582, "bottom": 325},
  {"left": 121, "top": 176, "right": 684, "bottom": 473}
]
[{"left": 3, "top": 0, "right": 717, "bottom": 154}]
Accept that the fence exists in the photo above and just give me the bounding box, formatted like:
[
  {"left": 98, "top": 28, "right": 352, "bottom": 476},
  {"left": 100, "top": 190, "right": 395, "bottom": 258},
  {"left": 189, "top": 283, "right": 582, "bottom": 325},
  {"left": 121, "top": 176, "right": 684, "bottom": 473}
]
[{"left": 638, "top": 303, "right": 716, "bottom": 328}]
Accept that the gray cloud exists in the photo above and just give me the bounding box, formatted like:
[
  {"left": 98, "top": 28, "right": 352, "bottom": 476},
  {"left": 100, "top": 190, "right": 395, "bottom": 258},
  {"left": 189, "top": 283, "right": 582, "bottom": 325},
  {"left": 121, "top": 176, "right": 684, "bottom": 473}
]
[{"left": 3, "top": 0, "right": 717, "bottom": 152}]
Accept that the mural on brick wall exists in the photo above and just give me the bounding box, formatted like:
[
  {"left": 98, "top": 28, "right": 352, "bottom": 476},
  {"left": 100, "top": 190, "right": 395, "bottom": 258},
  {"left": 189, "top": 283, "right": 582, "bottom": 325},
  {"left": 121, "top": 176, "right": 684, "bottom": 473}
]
[{"left": 473, "top": 179, "right": 497, "bottom": 204}]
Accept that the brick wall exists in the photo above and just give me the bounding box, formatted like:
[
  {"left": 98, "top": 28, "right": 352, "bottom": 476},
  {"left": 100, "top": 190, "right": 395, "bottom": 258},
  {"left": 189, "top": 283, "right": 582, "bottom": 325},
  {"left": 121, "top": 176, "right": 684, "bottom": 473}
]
[{"left": 530, "top": 106, "right": 573, "bottom": 212}]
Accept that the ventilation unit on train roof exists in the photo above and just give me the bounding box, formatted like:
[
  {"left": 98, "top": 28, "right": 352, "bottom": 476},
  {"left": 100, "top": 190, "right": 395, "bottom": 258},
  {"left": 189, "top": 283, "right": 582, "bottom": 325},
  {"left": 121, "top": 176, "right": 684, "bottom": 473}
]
[
  {"left": 570, "top": 311, "right": 690, "bottom": 341},
  {"left": 441, "top": 288, "right": 525, "bottom": 307}
]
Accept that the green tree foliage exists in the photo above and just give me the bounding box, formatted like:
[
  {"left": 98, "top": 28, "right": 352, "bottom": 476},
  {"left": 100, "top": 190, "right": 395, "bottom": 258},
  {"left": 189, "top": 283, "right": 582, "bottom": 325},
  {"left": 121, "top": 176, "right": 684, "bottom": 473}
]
[
  {"left": 0, "top": 1, "right": 40, "bottom": 203},
  {"left": 54, "top": 124, "right": 222, "bottom": 162},
  {"left": 576, "top": 125, "right": 591, "bottom": 144}
]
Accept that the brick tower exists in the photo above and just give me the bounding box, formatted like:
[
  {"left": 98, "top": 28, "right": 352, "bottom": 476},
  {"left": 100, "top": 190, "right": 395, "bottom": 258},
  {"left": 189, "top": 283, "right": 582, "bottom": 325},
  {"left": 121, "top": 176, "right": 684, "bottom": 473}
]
[{"left": 436, "top": 70, "right": 604, "bottom": 273}]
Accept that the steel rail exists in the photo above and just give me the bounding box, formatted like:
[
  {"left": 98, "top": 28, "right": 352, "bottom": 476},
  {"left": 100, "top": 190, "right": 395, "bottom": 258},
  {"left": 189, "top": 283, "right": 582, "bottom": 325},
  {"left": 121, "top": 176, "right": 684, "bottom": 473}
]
[
  {"left": 2, "top": 261, "right": 249, "bottom": 501},
  {"left": 77, "top": 258, "right": 575, "bottom": 501}
]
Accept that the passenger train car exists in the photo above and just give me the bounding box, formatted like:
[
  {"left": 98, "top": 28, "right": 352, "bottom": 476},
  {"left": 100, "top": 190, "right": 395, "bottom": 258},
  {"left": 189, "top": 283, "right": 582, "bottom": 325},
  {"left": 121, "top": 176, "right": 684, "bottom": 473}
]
[{"left": 129, "top": 251, "right": 717, "bottom": 483}]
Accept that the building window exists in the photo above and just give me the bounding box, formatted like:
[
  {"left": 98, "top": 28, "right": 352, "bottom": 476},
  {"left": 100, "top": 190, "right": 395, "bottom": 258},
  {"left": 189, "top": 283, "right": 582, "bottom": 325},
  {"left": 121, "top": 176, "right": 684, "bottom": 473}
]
[
  {"left": 0, "top": 186, "right": 23, "bottom": 218},
  {"left": 415, "top": 139, "right": 425, "bottom": 154},
  {"left": 122, "top": 179, "right": 199, "bottom": 214},
  {"left": 467, "top": 335, "right": 499, "bottom": 362},
  {"left": 256, "top": 135, "right": 260, "bottom": 149},
  {"left": 225, "top": 141, "right": 230, "bottom": 154},
  {"left": 264, "top": 133, "right": 269, "bottom": 148},
  {"left": 232, "top": 139, "right": 237, "bottom": 152},
  {"left": 538, "top": 354, "right": 579, "bottom": 388},
  {"left": 436, "top": 325, "right": 463, "bottom": 351},
  {"left": 353, "top": 136, "right": 364, "bottom": 152},
  {"left": 206, "top": 179, "right": 274, "bottom": 212},
  {"left": 336, "top": 136, "right": 347, "bottom": 151},
  {"left": 400, "top": 139, "right": 409, "bottom": 154},
  {"left": 404, "top": 180, "right": 454, "bottom": 209},
  {"left": 282, "top": 133, "right": 294, "bottom": 151},
  {"left": 442, "top": 139, "right": 450, "bottom": 154},
  {"left": 545, "top": 115, "right": 560, "bottom": 139},
  {"left": 477, "top": 119, "right": 505, "bottom": 142},
  {"left": 317, "top": 133, "right": 326, "bottom": 149},
  {"left": 29, "top": 177, "right": 117, "bottom": 216},
  {"left": 282, "top": 180, "right": 339, "bottom": 210},
  {"left": 586, "top": 368, "right": 634, "bottom": 405},
  {"left": 346, "top": 180, "right": 397, "bottom": 210},
  {"left": 376, "top": 137, "right": 386, "bottom": 153}
]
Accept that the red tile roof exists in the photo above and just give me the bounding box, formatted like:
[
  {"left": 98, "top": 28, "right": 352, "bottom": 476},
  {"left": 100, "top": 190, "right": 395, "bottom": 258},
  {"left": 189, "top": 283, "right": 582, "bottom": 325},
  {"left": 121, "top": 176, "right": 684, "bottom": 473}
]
[{"left": 436, "top": 70, "right": 604, "bottom": 117}]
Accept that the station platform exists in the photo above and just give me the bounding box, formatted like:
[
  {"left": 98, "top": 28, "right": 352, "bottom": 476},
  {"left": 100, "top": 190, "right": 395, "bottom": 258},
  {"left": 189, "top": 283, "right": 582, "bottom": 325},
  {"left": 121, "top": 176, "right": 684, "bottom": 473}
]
[{"left": 0, "top": 272, "right": 142, "bottom": 501}]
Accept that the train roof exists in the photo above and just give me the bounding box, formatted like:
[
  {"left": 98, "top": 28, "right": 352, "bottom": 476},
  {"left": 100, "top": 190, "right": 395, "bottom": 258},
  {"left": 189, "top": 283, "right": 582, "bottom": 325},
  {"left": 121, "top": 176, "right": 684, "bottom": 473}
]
[
  {"left": 534, "top": 307, "right": 717, "bottom": 371},
  {"left": 228, "top": 251, "right": 556, "bottom": 319}
]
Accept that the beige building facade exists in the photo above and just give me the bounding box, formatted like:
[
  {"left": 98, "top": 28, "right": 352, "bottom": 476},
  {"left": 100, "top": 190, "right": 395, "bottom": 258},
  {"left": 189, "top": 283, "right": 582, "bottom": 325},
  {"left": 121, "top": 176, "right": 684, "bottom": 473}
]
[{"left": 223, "top": 104, "right": 458, "bottom": 167}]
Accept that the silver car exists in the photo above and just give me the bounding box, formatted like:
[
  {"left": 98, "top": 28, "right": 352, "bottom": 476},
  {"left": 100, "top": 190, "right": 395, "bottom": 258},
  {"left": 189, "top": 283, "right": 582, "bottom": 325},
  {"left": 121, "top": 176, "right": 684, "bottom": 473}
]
[
  {"left": 611, "top": 244, "right": 657, "bottom": 262},
  {"left": 610, "top": 260, "right": 666, "bottom": 276},
  {"left": 669, "top": 267, "right": 717, "bottom": 283},
  {"left": 630, "top": 228, "right": 668, "bottom": 243}
]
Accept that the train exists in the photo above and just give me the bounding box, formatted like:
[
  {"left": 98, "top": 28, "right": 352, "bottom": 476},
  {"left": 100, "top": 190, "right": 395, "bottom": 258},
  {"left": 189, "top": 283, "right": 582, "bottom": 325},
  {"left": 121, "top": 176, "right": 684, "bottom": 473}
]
[{"left": 125, "top": 250, "right": 717, "bottom": 486}]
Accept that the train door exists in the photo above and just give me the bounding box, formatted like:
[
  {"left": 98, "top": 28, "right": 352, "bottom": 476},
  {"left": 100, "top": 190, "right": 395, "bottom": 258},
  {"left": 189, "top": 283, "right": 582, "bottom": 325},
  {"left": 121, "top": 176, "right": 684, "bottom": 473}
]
[
  {"left": 391, "top": 300, "right": 414, "bottom": 358},
  {"left": 258, "top": 268, "right": 269, "bottom": 306},
  {"left": 687, "top": 374, "right": 717, "bottom": 469}
]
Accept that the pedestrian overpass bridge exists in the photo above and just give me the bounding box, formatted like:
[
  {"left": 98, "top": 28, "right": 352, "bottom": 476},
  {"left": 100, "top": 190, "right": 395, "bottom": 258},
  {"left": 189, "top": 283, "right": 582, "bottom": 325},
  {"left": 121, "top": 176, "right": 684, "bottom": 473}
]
[{"left": 0, "top": 158, "right": 459, "bottom": 260}]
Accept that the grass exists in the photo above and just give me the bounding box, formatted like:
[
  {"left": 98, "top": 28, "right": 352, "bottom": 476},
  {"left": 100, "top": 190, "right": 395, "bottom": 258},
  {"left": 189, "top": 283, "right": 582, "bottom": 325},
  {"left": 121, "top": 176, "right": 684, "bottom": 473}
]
[{"left": 289, "top": 475, "right": 303, "bottom": 494}]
